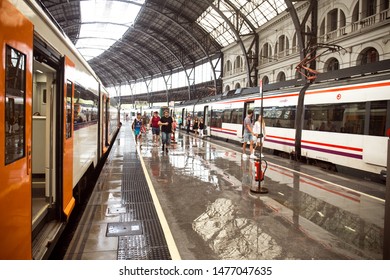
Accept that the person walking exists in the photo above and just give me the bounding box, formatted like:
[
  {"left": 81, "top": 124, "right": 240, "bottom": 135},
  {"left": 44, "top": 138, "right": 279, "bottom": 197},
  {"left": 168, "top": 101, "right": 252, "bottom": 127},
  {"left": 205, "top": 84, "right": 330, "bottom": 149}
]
[
  {"left": 199, "top": 117, "right": 205, "bottom": 138},
  {"left": 242, "top": 109, "right": 255, "bottom": 159},
  {"left": 186, "top": 113, "right": 191, "bottom": 134},
  {"left": 132, "top": 113, "right": 143, "bottom": 147},
  {"left": 150, "top": 111, "right": 161, "bottom": 146},
  {"left": 193, "top": 117, "right": 199, "bottom": 137},
  {"left": 142, "top": 111, "right": 150, "bottom": 129},
  {"left": 159, "top": 110, "right": 174, "bottom": 153},
  {"left": 252, "top": 115, "right": 266, "bottom": 158}
]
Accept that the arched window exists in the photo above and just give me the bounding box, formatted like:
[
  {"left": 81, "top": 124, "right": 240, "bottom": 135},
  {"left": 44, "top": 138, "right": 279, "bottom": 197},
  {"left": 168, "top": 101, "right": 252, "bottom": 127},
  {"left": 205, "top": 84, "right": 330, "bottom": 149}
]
[
  {"left": 277, "top": 72, "right": 286, "bottom": 82},
  {"left": 357, "top": 47, "right": 379, "bottom": 65},
  {"left": 225, "top": 85, "right": 230, "bottom": 92},
  {"left": 224, "top": 60, "right": 232, "bottom": 75},
  {"left": 262, "top": 76, "right": 269, "bottom": 85},
  {"left": 380, "top": 0, "right": 389, "bottom": 11},
  {"left": 320, "top": 8, "right": 347, "bottom": 41},
  {"left": 324, "top": 57, "right": 339, "bottom": 72},
  {"left": 362, "top": 0, "right": 376, "bottom": 18},
  {"left": 292, "top": 33, "right": 298, "bottom": 53},
  {"left": 235, "top": 82, "right": 241, "bottom": 89},
  {"left": 260, "top": 43, "right": 272, "bottom": 63},
  {"left": 234, "top": 56, "right": 243, "bottom": 70},
  {"left": 277, "top": 35, "right": 290, "bottom": 56}
]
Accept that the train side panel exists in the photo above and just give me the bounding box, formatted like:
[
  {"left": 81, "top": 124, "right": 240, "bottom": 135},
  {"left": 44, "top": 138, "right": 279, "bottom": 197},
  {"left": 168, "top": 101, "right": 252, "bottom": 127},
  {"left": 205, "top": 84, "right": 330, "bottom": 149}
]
[{"left": 0, "top": 0, "right": 33, "bottom": 259}]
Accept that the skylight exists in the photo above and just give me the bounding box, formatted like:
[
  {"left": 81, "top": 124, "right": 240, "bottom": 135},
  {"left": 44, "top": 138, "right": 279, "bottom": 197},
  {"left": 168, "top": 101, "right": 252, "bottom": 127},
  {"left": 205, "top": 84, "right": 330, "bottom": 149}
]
[
  {"left": 76, "top": 0, "right": 144, "bottom": 61},
  {"left": 197, "top": 0, "right": 287, "bottom": 47}
]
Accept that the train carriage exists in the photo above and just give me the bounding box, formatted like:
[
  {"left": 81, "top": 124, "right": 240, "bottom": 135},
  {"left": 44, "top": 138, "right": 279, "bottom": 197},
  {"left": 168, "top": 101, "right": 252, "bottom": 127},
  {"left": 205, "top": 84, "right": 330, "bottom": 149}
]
[
  {"left": 0, "top": 0, "right": 120, "bottom": 259},
  {"left": 175, "top": 72, "right": 390, "bottom": 181}
]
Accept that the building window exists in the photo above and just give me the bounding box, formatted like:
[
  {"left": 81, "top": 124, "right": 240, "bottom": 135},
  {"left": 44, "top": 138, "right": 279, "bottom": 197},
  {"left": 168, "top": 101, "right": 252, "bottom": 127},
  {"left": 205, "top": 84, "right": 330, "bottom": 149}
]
[
  {"left": 277, "top": 71, "right": 286, "bottom": 82},
  {"left": 324, "top": 58, "right": 339, "bottom": 72},
  {"left": 358, "top": 47, "right": 379, "bottom": 65},
  {"left": 260, "top": 43, "right": 272, "bottom": 63},
  {"left": 262, "top": 76, "right": 269, "bottom": 85}
]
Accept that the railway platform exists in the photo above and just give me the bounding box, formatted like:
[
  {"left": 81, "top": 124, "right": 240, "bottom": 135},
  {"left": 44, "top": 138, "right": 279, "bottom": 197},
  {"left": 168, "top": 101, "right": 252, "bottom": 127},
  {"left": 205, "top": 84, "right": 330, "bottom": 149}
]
[{"left": 63, "top": 120, "right": 385, "bottom": 260}]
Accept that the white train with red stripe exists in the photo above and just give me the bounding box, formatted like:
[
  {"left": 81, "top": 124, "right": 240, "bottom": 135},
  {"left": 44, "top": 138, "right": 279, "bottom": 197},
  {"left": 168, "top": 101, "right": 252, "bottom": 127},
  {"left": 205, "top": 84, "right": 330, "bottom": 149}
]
[{"left": 175, "top": 72, "right": 390, "bottom": 182}]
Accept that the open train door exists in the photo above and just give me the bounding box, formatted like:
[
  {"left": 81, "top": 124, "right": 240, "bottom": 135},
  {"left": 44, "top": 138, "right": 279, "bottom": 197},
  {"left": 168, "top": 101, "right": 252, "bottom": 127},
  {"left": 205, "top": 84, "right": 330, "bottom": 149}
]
[
  {"left": 60, "top": 56, "right": 75, "bottom": 220},
  {"left": 0, "top": 0, "right": 33, "bottom": 259},
  {"left": 242, "top": 101, "right": 255, "bottom": 137}
]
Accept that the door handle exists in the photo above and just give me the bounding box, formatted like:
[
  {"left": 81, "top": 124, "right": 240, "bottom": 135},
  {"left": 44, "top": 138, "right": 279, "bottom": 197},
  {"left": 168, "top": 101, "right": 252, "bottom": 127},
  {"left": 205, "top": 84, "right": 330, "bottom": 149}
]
[{"left": 27, "top": 145, "right": 31, "bottom": 175}]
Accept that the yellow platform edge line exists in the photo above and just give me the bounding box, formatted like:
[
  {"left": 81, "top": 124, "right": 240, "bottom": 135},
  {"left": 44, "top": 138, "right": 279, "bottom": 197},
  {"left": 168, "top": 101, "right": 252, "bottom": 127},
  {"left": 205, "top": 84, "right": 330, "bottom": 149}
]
[{"left": 137, "top": 145, "right": 182, "bottom": 260}]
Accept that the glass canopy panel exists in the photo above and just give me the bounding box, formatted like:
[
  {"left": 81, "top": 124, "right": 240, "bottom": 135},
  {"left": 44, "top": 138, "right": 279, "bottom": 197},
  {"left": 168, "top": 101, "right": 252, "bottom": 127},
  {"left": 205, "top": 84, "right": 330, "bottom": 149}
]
[
  {"left": 196, "top": 0, "right": 288, "bottom": 47},
  {"left": 75, "top": 0, "right": 144, "bottom": 61}
]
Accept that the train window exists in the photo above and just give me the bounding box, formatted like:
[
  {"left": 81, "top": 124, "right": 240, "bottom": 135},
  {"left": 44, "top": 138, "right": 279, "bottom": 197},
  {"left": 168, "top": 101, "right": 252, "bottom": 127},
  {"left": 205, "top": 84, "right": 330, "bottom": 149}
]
[
  {"left": 73, "top": 83, "right": 99, "bottom": 129},
  {"left": 5, "top": 46, "right": 26, "bottom": 165},
  {"left": 305, "top": 102, "right": 365, "bottom": 134},
  {"left": 369, "top": 101, "right": 386, "bottom": 136},
  {"left": 231, "top": 108, "right": 243, "bottom": 124},
  {"left": 211, "top": 109, "right": 223, "bottom": 128},
  {"left": 222, "top": 109, "right": 232, "bottom": 123},
  {"left": 263, "top": 107, "right": 293, "bottom": 128},
  {"left": 66, "top": 80, "right": 73, "bottom": 139}
]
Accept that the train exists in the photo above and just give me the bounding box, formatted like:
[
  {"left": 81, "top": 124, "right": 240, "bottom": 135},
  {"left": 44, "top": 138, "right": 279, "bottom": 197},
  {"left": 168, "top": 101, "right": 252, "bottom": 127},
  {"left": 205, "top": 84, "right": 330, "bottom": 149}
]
[
  {"left": 174, "top": 69, "right": 390, "bottom": 183},
  {"left": 0, "top": 0, "right": 120, "bottom": 259}
]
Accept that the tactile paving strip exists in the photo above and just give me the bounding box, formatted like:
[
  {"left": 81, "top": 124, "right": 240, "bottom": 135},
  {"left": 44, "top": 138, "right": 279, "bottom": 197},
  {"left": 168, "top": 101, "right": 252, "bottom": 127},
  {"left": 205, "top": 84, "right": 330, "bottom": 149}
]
[{"left": 116, "top": 141, "right": 171, "bottom": 260}]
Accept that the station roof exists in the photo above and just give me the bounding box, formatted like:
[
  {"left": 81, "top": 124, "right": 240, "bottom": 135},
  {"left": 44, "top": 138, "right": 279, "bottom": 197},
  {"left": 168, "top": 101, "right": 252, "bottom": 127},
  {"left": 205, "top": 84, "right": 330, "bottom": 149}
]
[{"left": 39, "top": 0, "right": 288, "bottom": 88}]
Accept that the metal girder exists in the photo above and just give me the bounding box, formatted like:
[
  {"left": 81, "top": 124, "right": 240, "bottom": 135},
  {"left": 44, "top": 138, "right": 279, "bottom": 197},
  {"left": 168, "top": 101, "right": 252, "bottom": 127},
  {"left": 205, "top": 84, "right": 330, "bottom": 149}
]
[
  {"left": 77, "top": 36, "right": 165, "bottom": 74},
  {"left": 143, "top": 4, "right": 219, "bottom": 93},
  {"left": 205, "top": 0, "right": 252, "bottom": 87},
  {"left": 224, "top": 0, "right": 259, "bottom": 87},
  {"left": 285, "top": 0, "right": 318, "bottom": 160}
]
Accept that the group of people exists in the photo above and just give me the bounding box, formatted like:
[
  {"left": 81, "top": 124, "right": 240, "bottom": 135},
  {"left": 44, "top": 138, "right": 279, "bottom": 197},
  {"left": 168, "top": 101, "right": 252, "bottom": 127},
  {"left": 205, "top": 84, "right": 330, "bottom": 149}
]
[
  {"left": 132, "top": 108, "right": 266, "bottom": 158},
  {"left": 186, "top": 114, "right": 205, "bottom": 138},
  {"left": 132, "top": 110, "right": 175, "bottom": 153}
]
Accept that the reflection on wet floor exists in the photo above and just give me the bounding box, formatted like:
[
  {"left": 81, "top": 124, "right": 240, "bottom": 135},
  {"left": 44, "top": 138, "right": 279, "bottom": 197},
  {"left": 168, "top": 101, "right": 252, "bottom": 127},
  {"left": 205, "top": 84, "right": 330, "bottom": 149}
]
[{"left": 140, "top": 129, "right": 384, "bottom": 260}]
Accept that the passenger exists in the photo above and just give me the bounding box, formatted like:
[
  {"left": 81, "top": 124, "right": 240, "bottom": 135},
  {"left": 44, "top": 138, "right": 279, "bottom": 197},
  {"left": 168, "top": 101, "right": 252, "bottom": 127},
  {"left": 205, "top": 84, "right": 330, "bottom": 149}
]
[
  {"left": 178, "top": 116, "right": 182, "bottom": 129},
  {"left": 142, "top": 111, "right": 150, "bottom": 129},
  {"left": 150, "top": 111, "right": 161, "bottom": 146},
  {"left": 252, "top": 115, "right": 266, "bottom": 158},
  {"left": 132, "top": 113, "right": 143, "bottom": 147},
  {"left": 193, "top": 117, "right": 199, "bottom": 137},
  {"left": 186, "top": 113, "right": 191, "bottom": 134},
  {"left": 199, "top": 118, "right": 205, "bottom": 138},
  {"left": 306, "top": 118, "right": 314, "bottom": 130},
  {"left": 171, "top": 117, "right": 177, "bottom": 142},
  {"left": 319, "top": 122, "right": 326, "bottom": 131},
  {"left": 242, "top": 109, "right": 255, "bottom": 159},
  {"left": 327, "top": 121, "right": 336, "bottom": 132},
  {"left": 159, "top": 110, "right": 174, "bottom": 153}
]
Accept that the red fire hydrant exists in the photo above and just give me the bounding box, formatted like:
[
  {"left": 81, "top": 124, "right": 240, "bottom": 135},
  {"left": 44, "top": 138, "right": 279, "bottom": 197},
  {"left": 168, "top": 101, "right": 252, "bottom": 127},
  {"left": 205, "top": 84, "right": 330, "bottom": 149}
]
[{"left": 254, "top": 158, "right": 267, "bottom": 181}]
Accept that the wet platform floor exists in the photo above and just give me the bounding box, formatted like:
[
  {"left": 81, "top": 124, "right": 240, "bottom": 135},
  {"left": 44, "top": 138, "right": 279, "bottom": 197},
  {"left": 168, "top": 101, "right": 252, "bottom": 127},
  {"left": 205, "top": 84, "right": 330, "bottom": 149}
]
[{"left": 65, "top": 121, "right": 385, "bottom": 260}]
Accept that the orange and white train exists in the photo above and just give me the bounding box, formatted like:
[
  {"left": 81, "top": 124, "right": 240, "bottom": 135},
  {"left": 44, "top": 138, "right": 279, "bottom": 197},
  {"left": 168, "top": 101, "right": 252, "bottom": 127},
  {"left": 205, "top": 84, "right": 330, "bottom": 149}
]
[{"left": 0, "top": 0, "right": 120, "bottom": 259}]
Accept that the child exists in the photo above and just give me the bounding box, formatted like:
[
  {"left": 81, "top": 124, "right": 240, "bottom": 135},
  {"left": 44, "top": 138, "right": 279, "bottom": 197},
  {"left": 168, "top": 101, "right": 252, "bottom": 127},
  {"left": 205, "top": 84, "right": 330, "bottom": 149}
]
[{"left": 132, "top": 113, "right": 143, "bottom": 147}]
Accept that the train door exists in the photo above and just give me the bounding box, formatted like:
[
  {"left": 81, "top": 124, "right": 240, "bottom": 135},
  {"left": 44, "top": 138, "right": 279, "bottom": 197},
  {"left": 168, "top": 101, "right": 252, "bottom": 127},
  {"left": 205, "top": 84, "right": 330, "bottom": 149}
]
[
  {"left": 0, "top": 0, "right": 33, "bottom": 259},
  {"left": 31, "top": 59, "right": 58, "bottom": 240},
  {"left": 61, "top": 57, "right": 76, "bottom": 219},
  {"left": 243, "top": 101, "right": 255, "bottom": 135},
  {"left": 204, "top": 106, "right": 210, "bottom": 136}
]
